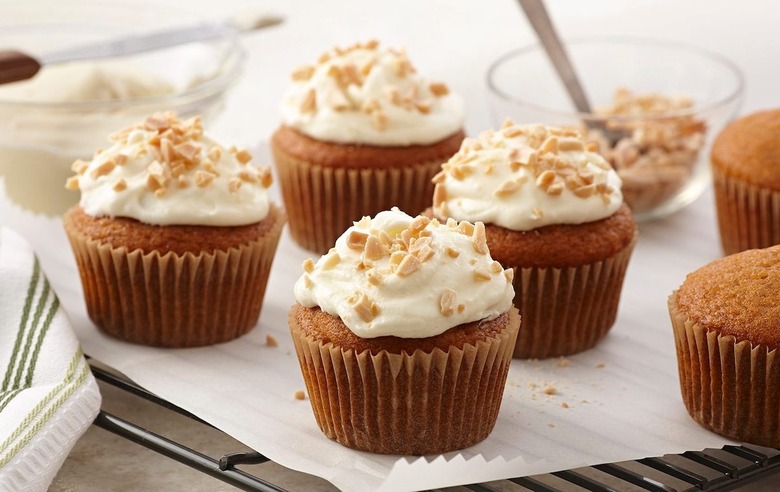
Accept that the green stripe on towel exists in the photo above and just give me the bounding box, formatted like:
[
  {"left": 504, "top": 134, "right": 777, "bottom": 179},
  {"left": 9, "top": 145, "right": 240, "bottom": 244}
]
[{"left": 2, "top": 260, "right": 40, "bottom": 391}]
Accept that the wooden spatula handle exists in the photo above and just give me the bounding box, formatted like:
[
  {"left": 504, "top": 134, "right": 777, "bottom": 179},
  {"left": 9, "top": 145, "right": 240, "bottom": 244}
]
[{"left": 0, "top": 51, "right": 41, "bottom": 85}]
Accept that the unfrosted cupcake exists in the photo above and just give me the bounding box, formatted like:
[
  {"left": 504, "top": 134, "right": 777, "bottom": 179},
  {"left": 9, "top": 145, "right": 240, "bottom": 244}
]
[
  {"left": 272, "top": 40, "right": 465, "bottom": 253},
  {"left": 669, "top": 246, "right": 780, "bottom": 447},
  {"left": 430, "top": 121, "right": 637, "bottom": 359},
  {"left": 63, "top": 112, "right": 284, "bottom": 347},
  {"left": 289, "top": 208, "right": 519, "bottom": 455},
  {"left": 712, "top": 109, "right": 780, "bottom": 254}
]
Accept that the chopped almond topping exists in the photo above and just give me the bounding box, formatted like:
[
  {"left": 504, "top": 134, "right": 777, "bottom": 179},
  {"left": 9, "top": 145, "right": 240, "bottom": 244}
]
[
  {"left": 457, "top": 221, "right": 475, "bottom": 236},
  {"left": 291, "top": 65, "right": 315, "bottom": 81},
  {"left": 71, "top": 159, "right": 89, "bottom": 175},
  {"left": 371, "top": 111, "right": 388, "bottom": 131},
  {"left": 491, "top": 261, "right": 503, "bottom": 273},
  {"left": 409, "top": 216, "right": 430, "bottom": 234},
  {"left": 540, "top": 136, "right": 559, "bottom": 155},
  {"left": 473, "top": 266, "right": 492, "bottom": 282},
  {"left": 536, "top": 170, "right": 556, "bottom": 188},
  {"left": 429, "top": 82, "right": 449, "bottom": 97},
  {"left": 415, "top": 100, "right": 431, "bottom": 114},
  {"left": 235, "top": 149, "right": 252, "bottom": 165},
  {"left": 300, "top": 89, "right": 317, "bottom": 114},
  {"left": 175, "top": 142, "right": 201, "bottom": 162},
  {"left": 585, "top": 142, "right": 599, "bottom": 152},
  {"left": 228, "top": 178, "right": 243, "bottom": 193},
  {"left": 302, "top": 258, "right": 315, "bottom": 273},
  {"left": 321, "top": 252, "right": 341, "bottom": 270},
  {"left": 303, "top": 275, "right": 313, "bottom": 288},
  {"left": 366, "top": 269, "right": 383, "bottom": 286},
  {"left": 457, "top": 304, "right": 465, "bottom": 313},
  {"left": 90, "top": 160, "right": 116, "bottom": 179},
  {"left": 113, "top": 179, "right": 127, "bottom": 192},
  {"left": 494, "top": 179, "right": 521, "bottom": 197},
  {"left": 433, "top": 184, "right": 447, "bottom": 211},
  {"left": 352, "top": 293, "right": 379, "bottom": 322},
  {"left": 144, "top": 115, "right": 169, "bottom": 131},
  {"left": 558, "top": 138, "right": 585, "bottom": 152},
  {"left": 194, "top": 170, "right": 215, "bottom": 188},
  {"left": 207, "top": 146, "right": 222, "bottom": 162},
  {"left": 471, "top": 222, "right": 488, "bottom": 255},
  {"left": 445, "top": 247, "right": 460, "bottom": 258},
  {"left": 440, "top": 288, "right": 457, "bottom": 316},
  {"left": 65, "top": 176, "right": 80, "bottom": 190},
  {"left": 395, "top": 254, "right": 421, "bottom": 277},
  {"left": 259, "top": 168, "right": 273, "bottom": 188},
  {"left": 504, "top": 268, "right": 515, "bottom": 282},
  {"left": 363, "top": 235, "right": 385, "bottom": 261},
  {"left": 347, "top": 230, "right": 369, "bottom": 250},
  {"left": 546, "top": 183, "right": 564, "bottom": 196},
  {"left": 432, "top": 170, "right": 446, "bottom": 184},
  {"left": 177, "top": 175, "right": 189, "bottom": 188}
]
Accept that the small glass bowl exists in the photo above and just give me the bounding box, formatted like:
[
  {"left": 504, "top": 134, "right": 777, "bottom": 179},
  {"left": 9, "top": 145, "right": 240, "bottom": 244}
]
[
  {"left": 0, "top": 3, "right": 245, "bottom": 217},
  {"left": 486, "top": 37, "right": 744, "bottom": 221}
]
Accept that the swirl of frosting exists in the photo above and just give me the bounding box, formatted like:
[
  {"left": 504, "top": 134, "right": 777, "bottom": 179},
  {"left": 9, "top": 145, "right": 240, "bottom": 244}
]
[
  {"left": 280, "top": 40, "right": 464, "bottom": 147},
  {"left": 293, "top": 208, "right": 515, "bottom": 339},
  {"left": 433, "top": 122, "right": 623, "bottom": 230},
  {"left": 65, "top": 112, "right": 273, "bottom": 226}
]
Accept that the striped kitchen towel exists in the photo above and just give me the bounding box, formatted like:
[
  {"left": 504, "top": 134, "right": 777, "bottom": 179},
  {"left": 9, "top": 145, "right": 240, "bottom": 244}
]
[{"left": 0, "top": 227, "right": 100, "bottom": 492}]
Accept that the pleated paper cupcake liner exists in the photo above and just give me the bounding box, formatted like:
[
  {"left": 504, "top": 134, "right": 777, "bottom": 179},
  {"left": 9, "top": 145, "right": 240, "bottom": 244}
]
[
  {"left": 510, "top": 236, "right": 636, "bottom": 359},
  {"left": 272, "top": 144, "right": 443, "bottom": 254},
  {"left": 669, "top": 294, "right": 780, "bottom": 447},
  {"left": 64, "top": 207, "right": 284, "bottom": 348},
  {"left": 714, "top": 168, "right": 780, "bottom": 255},
  {"left": 288, "top": 308, "right": 520, "bottom": 455}
]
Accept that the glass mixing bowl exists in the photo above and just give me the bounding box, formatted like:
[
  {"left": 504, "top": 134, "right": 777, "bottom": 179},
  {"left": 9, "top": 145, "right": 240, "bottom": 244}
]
[
  {"left": 0, "top": 3, "right": 245, "bottom": 216},
  {"left": 486, "top": 37, "right": 744, "bottom": 221}
]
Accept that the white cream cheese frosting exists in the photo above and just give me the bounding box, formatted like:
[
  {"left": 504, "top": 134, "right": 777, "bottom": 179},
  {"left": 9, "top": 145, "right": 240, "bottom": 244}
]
[
  {"left": 433, "top": 122, "right": 623, "bottom": 231},
  {"left": 66, "top": 112, "right": 273, "bottom": 226},
  {"left": 280, "top": 40, "right": 464, "bottom": 147},
  {"left": 293, "top": 208, "right": 515, "bottom": 339}
]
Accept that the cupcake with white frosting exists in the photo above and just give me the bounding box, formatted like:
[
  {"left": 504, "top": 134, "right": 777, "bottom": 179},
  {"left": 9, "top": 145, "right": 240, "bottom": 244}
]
[
  {"left": 431, "top": 121, "right": 637, "bottom": 358},
  {"left": 271, "top": 40, "right": 465, "bottom": 253},
  {"left": 63, "top": 112, "right": 285, "bottom": 347},
  {"left": 289, "top": 208, "right": 520, "bottom": 455}
]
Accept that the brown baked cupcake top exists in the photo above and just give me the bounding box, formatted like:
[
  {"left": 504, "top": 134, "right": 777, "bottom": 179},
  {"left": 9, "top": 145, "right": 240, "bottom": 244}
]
[
  {"left": 271, "top": 125, "right": 465, "bottom": 168},
  {"left": 675, "top": 245, "right": 780, "bottom": 349},
  {"left": 711, "top": 109, "right": 780, "bottom": 190}
]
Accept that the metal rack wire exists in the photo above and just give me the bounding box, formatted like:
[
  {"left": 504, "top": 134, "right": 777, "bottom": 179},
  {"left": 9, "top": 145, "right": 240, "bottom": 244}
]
[{"left": 88, "top": 360, "right": 780, "bottom": 492}]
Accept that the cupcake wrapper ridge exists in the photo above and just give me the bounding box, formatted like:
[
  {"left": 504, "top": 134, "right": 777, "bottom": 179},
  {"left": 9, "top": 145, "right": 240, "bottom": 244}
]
[
  {"left": 289, "top": 308, "right": 520, "bottom": 455},
  {"left": 65, "top": 208, "right": 285, "bottom": 348},
  {"left": 669, "top": 295, "right": 780, "bottom": 447},
  {"left": 714, "top": 168, "right": 780, "bottom": 255},
  {"left": 273, "top": 144, "right": 443, "bottom": 254},
  {"left": 510, "top": 236, "right": 636, "bottom": 359}
]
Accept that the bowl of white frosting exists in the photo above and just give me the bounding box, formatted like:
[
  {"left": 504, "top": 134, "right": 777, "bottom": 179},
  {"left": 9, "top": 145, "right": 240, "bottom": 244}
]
[{"left": 0, "top": 2, "right": 246, "bottom": 216}]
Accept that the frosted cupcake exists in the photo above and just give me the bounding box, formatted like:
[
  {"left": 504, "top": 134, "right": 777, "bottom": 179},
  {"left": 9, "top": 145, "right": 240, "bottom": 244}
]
[
  {"left": 64, "top": 112, "right": 284, "bottom": 347},
  {"left": 289, "top": 208, "right": 519, "bottom": 455},
  {"left": 272, "top": 40, "right": 465, "bottom": 253},
  {"left": 431, "top": 121, "right": 637, "bottom": 358}
]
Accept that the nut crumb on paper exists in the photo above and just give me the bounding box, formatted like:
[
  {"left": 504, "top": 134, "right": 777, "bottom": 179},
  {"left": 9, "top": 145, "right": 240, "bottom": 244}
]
[
  {"left": 543, "top": 385, "right": 557, "bottom": 395},
  {"left": 561, "top": 402, "right": 570, "bottom": 409},
  {"left": 548, "top": 423, "right": 556, "bottom": 428},
  {"left": 596, "top": 363, "right": 605, "bottom": 368},
  {"left": 294, "top": 390, "right": 306, "bottom": 400},
  {"left": 266, "top": 334, "right": 278, "bottom": 347},
  {"left": 557, "top": 358, "right": 570, "bottom": 367}
]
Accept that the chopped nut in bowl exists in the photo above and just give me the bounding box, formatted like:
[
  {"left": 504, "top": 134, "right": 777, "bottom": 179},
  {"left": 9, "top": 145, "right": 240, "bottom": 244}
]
[{"left": 486, "top": 37, "right": 743, "bottom": 220}]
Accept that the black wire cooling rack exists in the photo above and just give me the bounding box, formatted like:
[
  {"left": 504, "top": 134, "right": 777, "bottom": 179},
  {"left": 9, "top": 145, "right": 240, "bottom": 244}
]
[{"left": 87, "top": 359, "right": 780, "bottom": 492}]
